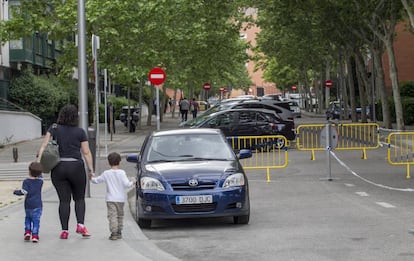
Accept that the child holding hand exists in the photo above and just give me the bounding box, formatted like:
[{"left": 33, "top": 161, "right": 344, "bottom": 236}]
[{"left": 89, "top": 152, "right": 136, "bottom": 240}]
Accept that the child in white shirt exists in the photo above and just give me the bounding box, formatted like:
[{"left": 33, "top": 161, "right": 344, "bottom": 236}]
[{"left": 89, "top": 152, "right": 136, "bottom": 240}]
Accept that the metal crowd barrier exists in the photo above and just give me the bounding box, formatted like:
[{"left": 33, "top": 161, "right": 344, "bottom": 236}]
[
  {"left": 296, "top": 123, "right": 380, "bottom": 160},
  {"left": 227, "top": 135, "right": 289, "bottom": 182},
  {"left": 387, "top": 132, "right": 414, "bottom": 179}
]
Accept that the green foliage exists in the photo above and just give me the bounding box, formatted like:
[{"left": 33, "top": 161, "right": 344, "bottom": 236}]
[
  {"left": 8, "top": 70, "right": 74, "bottom": 129},
  {"left": 400, "top": 81, "right": 414, "bottom": 97},
  {"left": 402, "top": 97, "right": 414, "bottom": 125},
  {"left": 376, "top": 96, "right": 414, "bottom": 125},
  {"left": 1, "top": 0, "right": 251, "bottom": 94}
]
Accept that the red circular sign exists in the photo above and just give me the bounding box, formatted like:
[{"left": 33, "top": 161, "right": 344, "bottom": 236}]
[
  {"left": 292, "top": 85, "right": 297, "bottom": 90},
  {"left": 203, "top": 82, "right": 211, "bottom": 90},
  {"left": 325, "top": 80, "right": 333, "bottom": 88},
  {"left": 219, "top": 87, "right": 225, "bottom": 92},
  {"left": 148, "top": 67, "right": 166, "bottom": 85}
]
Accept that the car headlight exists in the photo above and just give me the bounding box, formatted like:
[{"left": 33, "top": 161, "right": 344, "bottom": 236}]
[
  {"left": 140, "top": 177, "right": 165, "bottom": 191},
  {"left": 223, "top": 173, "right": 245, "bottom": 188}
]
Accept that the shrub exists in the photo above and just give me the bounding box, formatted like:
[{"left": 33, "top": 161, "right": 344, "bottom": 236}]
[
  {"left": 400, "top": 81, "right": 414, "bottom": 97},
  {"left": 9, "top": 70, "right": 73, "bottom": 132}
]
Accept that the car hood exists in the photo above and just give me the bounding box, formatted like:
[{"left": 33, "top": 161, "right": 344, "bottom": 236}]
[{"left": 144, "top": 160, "right": 240, "bottom": 182}]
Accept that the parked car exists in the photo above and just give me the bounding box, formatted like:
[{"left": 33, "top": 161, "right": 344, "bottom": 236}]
[
  {"left": 119, "top": 106, "right": 140, "bottom": 132},
  {"left": 188, "top": 98, "right": 294, "bottom": 122},
  {"left": 287, "top": 100, "right": 301, "bottom": 118},
  {"left": 181, "top": 108, "right": 295, "bottom": 143},
  {"left": 325, "top": 101, "right": 350, "bottom": 120},
  {"left": 126, "top": 128, "right": 252, "bottom": 228},
  {"left": 196, "top": 100, "right": 209, "bottom": 111},
  {"left": 261, "top": 94, "right": 283, "bottom": 101}
]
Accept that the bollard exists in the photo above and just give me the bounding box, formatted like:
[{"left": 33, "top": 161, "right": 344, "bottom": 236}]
[{"left": 12, "top": 147, "right": 18, "bottom": 162}]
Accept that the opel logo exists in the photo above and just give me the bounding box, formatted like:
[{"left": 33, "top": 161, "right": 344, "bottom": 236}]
[{"left": 188, "top": 178, "right": 198, "bottom": 187}]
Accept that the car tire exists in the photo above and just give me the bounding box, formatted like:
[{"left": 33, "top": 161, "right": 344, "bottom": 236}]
[
  {"left": 233, "top": 214, "right": 250, "bottom": 225},
  {"left": 137, "top": 218, "right": 152, "bottom": 229},
  {"left": 275, "top": 138, "right": 285, "bottom": 149}
]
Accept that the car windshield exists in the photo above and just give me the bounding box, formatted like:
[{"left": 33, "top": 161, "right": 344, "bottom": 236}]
[{"left": 146, "top": 133, "right": 234, "bottom": 162}]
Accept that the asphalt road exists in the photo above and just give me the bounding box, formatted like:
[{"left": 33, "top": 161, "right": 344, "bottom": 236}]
[{"left": 135, "top": 114, "right": 414, "bottom": 261}]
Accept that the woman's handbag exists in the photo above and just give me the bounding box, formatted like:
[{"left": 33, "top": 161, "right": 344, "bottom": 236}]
[{"left": 40, "top": 124, "right": 60, "bottom": 173}]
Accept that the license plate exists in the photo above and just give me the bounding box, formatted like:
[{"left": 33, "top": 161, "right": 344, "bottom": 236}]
[{"left": 176, "top": 195, "right": 213, "bottom": 205}]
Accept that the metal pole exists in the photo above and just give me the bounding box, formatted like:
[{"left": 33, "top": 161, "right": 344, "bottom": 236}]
[
  {"left": 104, "top": 69, "right": 108, "bottom": 155},
  {"left": 156, "top": 85, "right": 160, "bottom": 130},
  {"left": 77, "top": 0, "right": 88, "bottom": 132},
  {"left": 326, "top": 123, "right": 332, "bottom": 181},
  {"left": 92, "top": 35, "right": 100, "bottom": 175},
  {"left": 77, "top": 0, "right": 89, "bottom": 197}
]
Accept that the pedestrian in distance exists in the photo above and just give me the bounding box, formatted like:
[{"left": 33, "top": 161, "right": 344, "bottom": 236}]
[
  {"left": 190, "top": 98, "right": 199, "bottom": 119},
  {"left": 106, "top": 102, "right": 115, "bottom": 134},
  {"left": 179, "top": 97, "right": 190, "bottom": 122},
  {"left": 37, "top": 104, "right": 95, "bottom": 240},
  {"left": 13, "top": 162, "right": 44, "bottom": 243},
  {"left": 168, "top": 97, "right": 173, "bottom": 112},
  {"left": 89, "top": 152, "right": 136, "bottom": 240}
]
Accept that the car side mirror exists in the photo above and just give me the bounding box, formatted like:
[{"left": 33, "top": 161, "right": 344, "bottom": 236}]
[{"left": 126, "top": 153, "right": 139, "bottom": 163}]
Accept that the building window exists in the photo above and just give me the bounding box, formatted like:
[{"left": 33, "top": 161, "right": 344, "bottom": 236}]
[{"left": 9, "top": 39, "right": 23, "bottom": 49}]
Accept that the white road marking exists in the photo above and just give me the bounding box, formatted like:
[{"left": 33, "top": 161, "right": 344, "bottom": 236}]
[
  {"left": 376, "top": 202, "right": 396, "bottom": 208},
  {"left": 355, "top": 191, "right": 369, "bottom": 197},
  {"left": 331, "top": 151, "right": 414, "bottom": 192},
  {"left": 344, "top": 183, "right": 355, "bottom": 187}
]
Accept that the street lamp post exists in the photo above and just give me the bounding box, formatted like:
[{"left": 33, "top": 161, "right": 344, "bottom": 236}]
[
  {"left": 77, "top": 0, "right": 88, "bottom": 132},
  {"left": 77, "top": 0, "right": 90, "bottom": 197}
]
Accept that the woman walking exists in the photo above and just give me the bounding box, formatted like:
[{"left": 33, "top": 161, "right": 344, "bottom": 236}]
[{"left": 38, "top": 104, "right": 95, "bottom": 239}]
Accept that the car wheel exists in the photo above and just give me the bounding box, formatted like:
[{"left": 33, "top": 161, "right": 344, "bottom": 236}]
[
  {"left": 274, "top": 138, "right": 285, "bottom": 149},
  {"left": 137, "top": 218, "right": 152, "bottom": 229},
  {"left": 233, "top": 214, "right": 250, "bottom": 224}
]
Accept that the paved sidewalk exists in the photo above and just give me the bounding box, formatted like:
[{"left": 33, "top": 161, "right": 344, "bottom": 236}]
[{"left": 0, "top": 114, "right": 181, "bottom": 261}]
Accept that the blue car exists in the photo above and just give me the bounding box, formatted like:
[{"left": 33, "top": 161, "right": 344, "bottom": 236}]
[{"left": 127, "top": 128, "right": 252, "bottom": 228}]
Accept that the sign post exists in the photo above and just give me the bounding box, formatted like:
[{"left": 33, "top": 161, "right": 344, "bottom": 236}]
[
  {"left": 203, "top": 82, "right": 211, "bottom": 101},
  {"left": 320, "top": 124, "right": 338, "bottom": 181},
  {"left": 148, "top": 67, "right": 166, "bottom": 130}
]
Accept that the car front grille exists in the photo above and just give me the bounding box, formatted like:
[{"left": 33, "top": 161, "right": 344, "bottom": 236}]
[
  {"left": 172, "top": 203, "right": 217, "bottom": 213},
  {"left": 171, "top": 183, "right": 216, "bottom": 191}
]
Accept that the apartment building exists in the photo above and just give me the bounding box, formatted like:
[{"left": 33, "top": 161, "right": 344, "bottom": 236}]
[{"left": 0, "top": 0, "right": 61, "bottom": 100}]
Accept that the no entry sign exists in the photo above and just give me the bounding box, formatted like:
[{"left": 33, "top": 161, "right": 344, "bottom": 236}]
[
  {"left": 203, "top": 82, "right": 211, "bottom": 90},
  {"left": 325, "top": 79, "right": 333, "bottom": 88},
  {"left": 148, "top": 67, "right": 166, "bottom": 85}
]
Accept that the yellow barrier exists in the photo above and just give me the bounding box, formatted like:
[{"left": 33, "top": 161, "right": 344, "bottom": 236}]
[
  {"left": 296, "top": 123, "right": 380, "bottom": 160},
  {"left": 387, "top": 132, "right": 414, "bottom": 179},
  {"left": 227, "top": 135, "right": 288, "bottom": 182}
]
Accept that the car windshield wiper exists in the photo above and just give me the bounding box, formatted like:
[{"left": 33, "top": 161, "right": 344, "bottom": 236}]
[
  {"left": 147, "top": 159, "right": 175, "bottom": 163},
  {"left": 178, "top": 156, "right": 228, "bottom": 161}
]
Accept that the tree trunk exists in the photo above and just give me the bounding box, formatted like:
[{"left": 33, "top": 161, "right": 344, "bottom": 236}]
[
  {"left": 347, "top": 55, "right": 357, "bottom": 122},
  {"left": 372, "top": 46, "right": 392, "bottom": 128},
  {"left": 384, "top": 39, "right": 405, "bottom": 130},
  {"left": 355, "top": 50, "right": 369, "bottom": 123},
  {"left": 338, "top": 54, "right": 349, "bottom": 120},
  {"left": 401, "top": 0, "right": 414, "bottom": 28}
]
